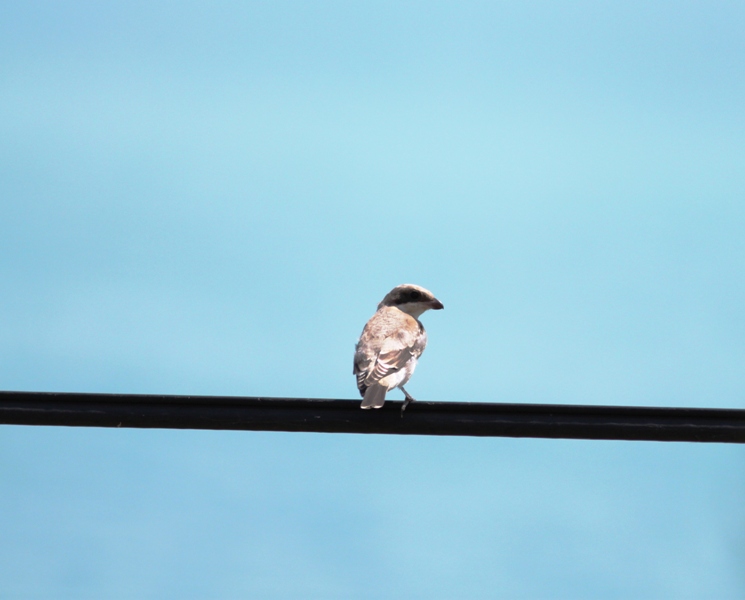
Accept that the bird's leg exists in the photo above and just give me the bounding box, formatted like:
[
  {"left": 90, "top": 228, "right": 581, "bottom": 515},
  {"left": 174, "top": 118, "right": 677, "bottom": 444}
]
[{"left": 400, "top": 387, "right": 416, "bottom": 416}]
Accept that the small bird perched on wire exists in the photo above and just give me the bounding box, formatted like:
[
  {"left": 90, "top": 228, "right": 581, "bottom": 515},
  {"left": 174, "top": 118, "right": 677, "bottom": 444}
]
[{"left": 354, "top": 284, "right": 444, "bottom": 413}]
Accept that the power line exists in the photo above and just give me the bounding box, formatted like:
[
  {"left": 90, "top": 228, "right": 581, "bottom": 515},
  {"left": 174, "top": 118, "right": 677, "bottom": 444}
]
[{"left": 1, "top": 390, "right": 744, "bottom": 443}]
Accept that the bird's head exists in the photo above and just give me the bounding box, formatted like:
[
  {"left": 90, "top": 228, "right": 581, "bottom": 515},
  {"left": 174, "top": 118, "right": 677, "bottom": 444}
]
[{"left": 378, "top": 284, "right": 444, "bottom": 318}]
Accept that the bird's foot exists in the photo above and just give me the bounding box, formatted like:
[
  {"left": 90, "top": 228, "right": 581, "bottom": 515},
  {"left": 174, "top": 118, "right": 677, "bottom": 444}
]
[{"left": 400, "top": 388, "right": 416, "bottom": 416}]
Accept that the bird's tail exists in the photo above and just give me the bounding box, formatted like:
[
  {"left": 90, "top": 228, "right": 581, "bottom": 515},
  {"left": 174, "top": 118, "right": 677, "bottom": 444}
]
[{"left": 360, "top": 385, "right": 386, "bottom": 409}]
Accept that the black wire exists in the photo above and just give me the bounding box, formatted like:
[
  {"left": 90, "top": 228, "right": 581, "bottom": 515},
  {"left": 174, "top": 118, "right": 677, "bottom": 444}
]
[{"left": 2, "top": 390, "right": 744, "bottom": 443}]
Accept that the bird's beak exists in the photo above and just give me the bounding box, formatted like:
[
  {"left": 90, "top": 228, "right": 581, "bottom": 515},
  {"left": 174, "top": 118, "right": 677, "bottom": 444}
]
[{"left": 429, "top": 298, "right": 444, "bottom": 310}]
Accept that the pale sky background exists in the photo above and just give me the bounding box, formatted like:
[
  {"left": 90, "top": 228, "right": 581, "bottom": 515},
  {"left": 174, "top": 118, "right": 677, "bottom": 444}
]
[{"left": 1, "top": 2, "right": 744, "bottom": 598}]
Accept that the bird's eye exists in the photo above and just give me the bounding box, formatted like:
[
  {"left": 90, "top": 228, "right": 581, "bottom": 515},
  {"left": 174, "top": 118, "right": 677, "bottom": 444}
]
[{"left": 409, "top": 290, "right": 422, "bottom": 300}]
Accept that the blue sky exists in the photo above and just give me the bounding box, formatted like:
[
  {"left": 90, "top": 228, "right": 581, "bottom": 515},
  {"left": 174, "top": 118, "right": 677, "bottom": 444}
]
[{"left": 1, "top": 2, "right": 744, "bottom": 598}]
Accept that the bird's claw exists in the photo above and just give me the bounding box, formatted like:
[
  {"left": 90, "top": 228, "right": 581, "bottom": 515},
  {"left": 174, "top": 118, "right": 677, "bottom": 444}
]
[{"left": 401, "top": 393, "right": 416, "bottom": 417}]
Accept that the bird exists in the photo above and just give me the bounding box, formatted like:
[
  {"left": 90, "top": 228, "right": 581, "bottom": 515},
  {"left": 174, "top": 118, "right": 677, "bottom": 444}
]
[{"left": 354, "top": 284, "right": 444, "bottom": 412}]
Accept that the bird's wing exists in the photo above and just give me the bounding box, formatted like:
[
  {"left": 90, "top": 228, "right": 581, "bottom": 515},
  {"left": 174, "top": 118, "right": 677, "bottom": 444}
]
[
  {"left": 360, "top": 332, "right": 418, "bottom": 388},
  {"left": 353, "top": 348, "right": 370, "bottom": 397},
  {"left": 354, "top": 308, "right": 426, "bottom": 396}
]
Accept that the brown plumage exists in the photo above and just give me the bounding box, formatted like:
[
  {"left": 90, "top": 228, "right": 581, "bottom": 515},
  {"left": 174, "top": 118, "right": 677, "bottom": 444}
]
[{"left": 353, "top": 284, "right": 443, "bottom": 411}]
